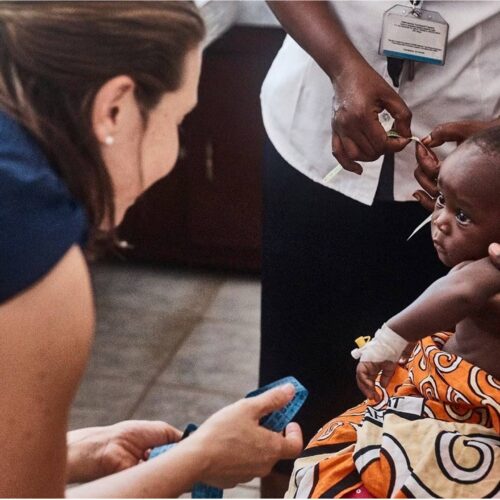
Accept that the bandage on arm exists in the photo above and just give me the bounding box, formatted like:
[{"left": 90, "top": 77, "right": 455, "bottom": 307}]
[{"left": 351, "top": 323, "right": 408, "bottom": 362}]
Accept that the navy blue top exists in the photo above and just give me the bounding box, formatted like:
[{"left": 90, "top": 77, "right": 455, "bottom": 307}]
[{"left": 0, "top": 110, "right": 87, "bottom": 303}]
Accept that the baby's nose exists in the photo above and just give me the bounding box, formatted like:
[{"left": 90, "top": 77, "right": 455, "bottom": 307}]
[{"left": 433, "top": 211, "right": 451, "bottom": 235}]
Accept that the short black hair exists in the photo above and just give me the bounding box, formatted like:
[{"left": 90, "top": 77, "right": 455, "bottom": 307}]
[{"left": 466, "top": 125, "right": 500, "bottom": 158}]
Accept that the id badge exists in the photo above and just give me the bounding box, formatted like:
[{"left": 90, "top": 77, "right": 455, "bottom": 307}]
[{"left": 379, "top": 4, "right": 448, "bottom": 65}]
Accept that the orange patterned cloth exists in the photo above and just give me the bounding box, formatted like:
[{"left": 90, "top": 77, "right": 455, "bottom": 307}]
[{"left": 286, "top": 333, "right": 500, "bottom": 498}]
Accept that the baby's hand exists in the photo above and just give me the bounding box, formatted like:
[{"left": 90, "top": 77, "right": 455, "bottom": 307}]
[
  {"left": 356, "top": 360, "right": 396, "bottom": 401},
  {"left": 399, "top": 342, "right": 417, "bottom": 365}
]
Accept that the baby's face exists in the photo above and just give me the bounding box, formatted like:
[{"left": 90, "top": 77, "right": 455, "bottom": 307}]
[{"left": 431, "top": 144, "right": 500, "bottom": 267}]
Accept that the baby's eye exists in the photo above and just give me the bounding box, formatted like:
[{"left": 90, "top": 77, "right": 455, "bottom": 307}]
[
  {"left": 435, "top": 193, "right": 445, "bottom": 207},
  {"left": 456, "top": 209, "right": 471, "bottom": 225}
]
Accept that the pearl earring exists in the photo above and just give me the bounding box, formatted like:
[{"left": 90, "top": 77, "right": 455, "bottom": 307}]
[{"left": 104, "top": 135, "right": 114, "bottom": 146}]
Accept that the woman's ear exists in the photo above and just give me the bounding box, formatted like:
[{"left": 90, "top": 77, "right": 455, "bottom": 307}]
[{"left": 92, "top": 76, "right": 138, "bottom": 146}]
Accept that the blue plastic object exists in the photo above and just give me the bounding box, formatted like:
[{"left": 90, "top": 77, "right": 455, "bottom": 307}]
[
  {"left": 149, "top": 423, "right": 221, "bottom": 498},
  {"left": 148, "top": 442, "right": 175, "bottom": 459},
  {"left": 149, "top": 423, "right": 198, "bottom": 459},
  {"left": 149, "top": 376, "right": 308, "bottom": 498},
  {"left": 246, "top": 376, "right": 308, "bottom": 432}
]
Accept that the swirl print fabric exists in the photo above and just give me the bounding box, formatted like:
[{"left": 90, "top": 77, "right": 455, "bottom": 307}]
[{"left": 286, "top": 333, "right": 499, "bottom": 498}]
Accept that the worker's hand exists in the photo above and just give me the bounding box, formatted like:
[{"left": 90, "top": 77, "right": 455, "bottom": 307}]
[
  {"left": 413, "top": 142, "right": 440, "bottom": 211},
  {"left": 356, "top": 360, "right": 396, "bottom": 401},
  {"left": 190, "top": 384, "right": 303, "bottom": 489},
  {"left": 421, "top": 119, "right": 497, "bottom": 148},
  {"left": 489, "top": 243, "right": 500, "bottom": 269},
  {"left": 414, "top": 119, "right": 500, "bottom": 211},
  {"left": 66, "top": 420, "right": 182, "bottom": 484},
  {"left": 332, "top": 61, "right": 411, "bottom": 174}
]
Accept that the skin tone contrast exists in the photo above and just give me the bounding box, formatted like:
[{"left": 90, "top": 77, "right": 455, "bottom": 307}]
[
  {"left": 0, "top": 45, "right": 303, "bottom": 497},
  {"left": 356, "top": 142, "right": 500, "bottom": 397}
]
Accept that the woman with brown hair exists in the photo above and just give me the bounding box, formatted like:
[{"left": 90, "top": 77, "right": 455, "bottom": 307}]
[{"left": 0, "top": 2, "right": 302, "bottom": 497}]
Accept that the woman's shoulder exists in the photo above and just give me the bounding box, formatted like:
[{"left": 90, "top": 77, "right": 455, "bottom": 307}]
[{"left": 0, "top": 110, "right": 88, "bottom": 304}]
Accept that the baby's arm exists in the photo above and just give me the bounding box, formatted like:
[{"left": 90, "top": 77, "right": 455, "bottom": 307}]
[
  {"left": 387, "top": 257, "right": 500, "bottom": 339},
  {"left": 355, "top": 257, "right": 500, "bottom": 399}
]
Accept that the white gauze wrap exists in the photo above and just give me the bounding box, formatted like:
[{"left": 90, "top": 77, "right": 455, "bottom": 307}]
[{"left": 351, "top": 323, "right": 408, "bottom": 362}]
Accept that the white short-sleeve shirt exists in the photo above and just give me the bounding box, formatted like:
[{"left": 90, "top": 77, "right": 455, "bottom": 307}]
[{"left": 261, "top": 1, "right": 500, "bottom": 205}]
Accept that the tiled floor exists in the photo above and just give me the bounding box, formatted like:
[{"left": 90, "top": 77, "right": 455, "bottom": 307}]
[{"left": 69, "top": 260, "right": 262, "bottom": 498}]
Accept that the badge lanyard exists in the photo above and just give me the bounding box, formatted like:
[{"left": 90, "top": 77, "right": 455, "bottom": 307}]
[
  {"left": 380, "top": 0, "right": 449, "bottom": 86},
  {"left": 324, "top": 1, "right": 450, "bottom": 185}
]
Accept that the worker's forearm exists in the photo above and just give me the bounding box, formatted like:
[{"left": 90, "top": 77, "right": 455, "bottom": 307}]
[{"left": 267, "top": 1, "right": 367, "bottom": 81}]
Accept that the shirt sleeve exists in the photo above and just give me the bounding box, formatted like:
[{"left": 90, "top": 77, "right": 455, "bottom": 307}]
[{"left": 0, "top": 127, "right": 87, "bottom": 304}]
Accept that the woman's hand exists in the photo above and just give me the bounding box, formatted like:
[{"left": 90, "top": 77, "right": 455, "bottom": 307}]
[
  {"left": 67, "top": 420, "right": 182, "bottom": 484},
  {"left": 186, "top": 384, "right": 303, "bottom": 489},
  {"left": 332, "top": 61, "right": 411, "bottom": 174},
  {"left": 414, "top": 119, "right": 500, "bottom": 210}
]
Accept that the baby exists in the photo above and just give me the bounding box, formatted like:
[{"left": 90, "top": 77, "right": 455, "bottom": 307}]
[
  {"left": 353, "top": 125, "right": 500, "bottom": 396},
  {"left": 286, "top": 126, "right": 500, "bottom": 499}
]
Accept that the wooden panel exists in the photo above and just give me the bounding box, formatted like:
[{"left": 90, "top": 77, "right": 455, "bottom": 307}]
[
  {"left": 118, "top": 26, "right": 285, "bottom": 271},
  {"left": 186, "top": 34, "right": 275, "bottom": 250}
]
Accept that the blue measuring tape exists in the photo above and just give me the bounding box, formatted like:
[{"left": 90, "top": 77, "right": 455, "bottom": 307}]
[
  {"left": 149, "top": 376, "right": 308, "bottom": 498},
  {"left": 149, "top": 423, "right": 217, "bottom": 498},
  {"left": 246, "top": 376, "right": 308, "bottom": 432}
]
